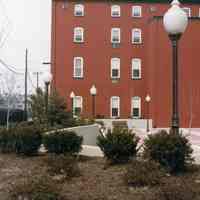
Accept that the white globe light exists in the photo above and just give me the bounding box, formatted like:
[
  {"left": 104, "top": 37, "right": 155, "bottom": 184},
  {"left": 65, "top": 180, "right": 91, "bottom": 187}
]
[
  {"left": 163, "top": 0, "right": 188, "bottom": 35},
  {"left": 43, "top": 72, "right": 52, "bottom": 84},
  {"left": 90, "top": 85, "right": 97, "bottom": 96},
  {"left": 145, "top": 95, "right": 151, "bottom": 102},
  {"left": 70, "top": 91, "right": 75, "bottom": 98}
]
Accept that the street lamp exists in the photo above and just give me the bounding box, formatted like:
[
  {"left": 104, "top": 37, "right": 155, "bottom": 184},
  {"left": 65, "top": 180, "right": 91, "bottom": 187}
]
[
  {"left": 70, "top": 91, "right": 75, "bottom": 117},
  {"left": 43, "top": 72, "right": 52, "bottom": 115},
  {"left": 145, "top": 94, "right": 151, "bottom": 133},
  {"left": 163, "top": 0, "right": 188, "bottom": 134},
  {"left": 90, "top": 85, "right": 97, "bottom": 118}
]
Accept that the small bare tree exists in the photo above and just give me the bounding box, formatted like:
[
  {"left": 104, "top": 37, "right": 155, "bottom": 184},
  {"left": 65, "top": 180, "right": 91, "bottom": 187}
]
[{"left": 0, "top": 72, "right": 21, "bottom": 129}]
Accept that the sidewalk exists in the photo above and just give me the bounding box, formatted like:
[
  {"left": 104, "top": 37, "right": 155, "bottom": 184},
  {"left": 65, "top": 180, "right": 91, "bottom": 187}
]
[{"left": 81, "top": 128, "right": 200, "bottom": 164}]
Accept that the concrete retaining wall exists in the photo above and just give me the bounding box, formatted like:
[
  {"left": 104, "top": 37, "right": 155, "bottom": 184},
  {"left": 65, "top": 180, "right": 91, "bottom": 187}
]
[
  {"left": 96, "top": 119, "right": 153, "bottom": 129},
  {"left": 58, "top": 124, "right": 101, "bottom": 146}
]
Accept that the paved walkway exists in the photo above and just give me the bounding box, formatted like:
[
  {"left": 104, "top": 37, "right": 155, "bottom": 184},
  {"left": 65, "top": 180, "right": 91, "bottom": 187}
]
[{"left": 81, "top": 128, "right": 200, "bottom": 164}]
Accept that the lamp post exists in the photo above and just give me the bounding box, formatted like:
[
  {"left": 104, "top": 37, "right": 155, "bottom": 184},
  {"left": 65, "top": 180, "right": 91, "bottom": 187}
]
[
  {"left": 70, "top": 91, "right": 75, "bottom": 117},
  {"left": 43, "top": 72, "right": 52, "bottom": 116},
  {"left": 163, "top": 0, "right": 188, "bottom": 134},
  {"left": 145, "top": 94, "right": 151, "bottom": 133},
  {"left": 90, "top": 85, "right": 97, "bottom": 118}
]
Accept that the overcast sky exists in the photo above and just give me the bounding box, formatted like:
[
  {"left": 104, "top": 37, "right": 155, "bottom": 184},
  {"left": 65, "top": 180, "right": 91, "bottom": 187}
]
[{"left": 0, "top": 0, "right": 51, "bottom": 92}]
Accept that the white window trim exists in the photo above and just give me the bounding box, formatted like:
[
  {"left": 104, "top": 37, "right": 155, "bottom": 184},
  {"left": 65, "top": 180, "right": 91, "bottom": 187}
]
[
  {"left": 73, "top": 57, "right": 84, "bottom": 78},
  {"left": 111, "top": 5, "right": 121, "bottom": 17},
  {"left": 132, "top": 6, "right": 142, "bottom": 18},
  {"left": 110, "top": 96, "right": 120, "bottom": 118},
  {"left": 74, "top": 27, "right": 84, "bottom": 43},
  {"left": 131, "top": 96, "right": 141, "bottom": 118},
  {"left": 111, "top": 28, "right": 121, "bottom": 44},
  {"left": 74, "top": 4, "right": 84, "bottom": 16},
  {"left": 132, "top": 28, "right": 142, "bottom": 44},
  {"left": 111, "top": 58, "right": 120, "bottom": 79},
  {"left": 182, "top": 7, "right": 191, "bottom": 17},
  {"left": 132, "top": 58, "right": 141, "bottom": 79},
  {"left": 73, "top": 96, "right": 83, "bottom": 117}
]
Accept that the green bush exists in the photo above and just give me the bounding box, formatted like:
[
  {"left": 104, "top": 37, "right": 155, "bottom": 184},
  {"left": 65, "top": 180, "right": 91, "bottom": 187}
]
[
  {"left": 15, "top": 125, "right": 42, "bottom": 156},
  {"left": 125, "top": 159, "right": 165, "bottom": 187},
  {"left": 143, "top": 130, "right": 193, "bottom": 173},
  {"left": 0, "top": 128, "right": 15, "bottom": 153},
  {"left": 43, "top": 130, "right": 83, "bottom": 155},
  {"left": 97, "top": 127, "right": 139, "bottom": 164},
  {"left": 44, "top": 154, "right": 80, "bottom": 179}
]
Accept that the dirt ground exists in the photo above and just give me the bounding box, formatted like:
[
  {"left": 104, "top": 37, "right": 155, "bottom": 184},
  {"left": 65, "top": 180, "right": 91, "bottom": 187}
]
[{"left": 0, "top": 154, "right": 200, "bottom": 200}]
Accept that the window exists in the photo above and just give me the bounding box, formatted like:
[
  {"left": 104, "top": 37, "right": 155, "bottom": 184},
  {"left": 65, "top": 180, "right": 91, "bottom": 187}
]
[
  {"left": 111, "top": 96, "right": 120, "bottom": 118},
  {"left": 131, "top": 96, "right": 141, "bottom": 118},
  {"left": 74, "top": 27, "right": 84, "bottom": 43},
  {"left": 111, "top": 28, "right": 120, "bottom": 43},
  {"left": 132, "top": 6, "right": 142, "bottom": 17},
  {"left": 111, "top": 5, "right": 120, "bottom": 17},
  {"left": 73, "top": 57, "right": 83, "bottom": 78},
  {"left": 73, "top": 96, "right": 83, "bottom": 116},
  {"left": 132, "top": 58, "right": 141, "bottom": 79},
  {"left": 74, "top": 4, "right": 84, "bottom": 16},
  {"left": 132, "top": 28, "right": 142, "bottom": 44},
  {"left": 111, "top": 58, "right": 120, "bottom": 79},
  {"left": 182, "top": 7, "right": 191, "bottom": 17}
]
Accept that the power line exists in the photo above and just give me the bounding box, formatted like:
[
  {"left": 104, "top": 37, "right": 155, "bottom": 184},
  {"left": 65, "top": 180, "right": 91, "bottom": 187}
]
[
  {"left": 0, "top": 59, "right": 24, "bottom": 75},
  {"left": 0, "top": 0, "right": 12, "bottom": 48}
]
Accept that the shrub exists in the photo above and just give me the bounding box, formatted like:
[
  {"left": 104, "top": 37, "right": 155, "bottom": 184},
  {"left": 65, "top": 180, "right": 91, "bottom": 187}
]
[
  {"left": 43, "top": 130, "right": 83, "bottom": 155},
  {"left": 143, "top": 130, "right": 193, "bottom": 173},
  {"left": 44, "top": 154, "right": 80, "bottom": 179},
  {"left": 15, "top": 125, "right": 42, "bottom": 156},
  {"left": 9, "top": 174, "right": 61, "bottom": 200},
  {"left": 0, "top": 128, "right": 15, "bottom": 153},
  {"left": 125, "top": 159, "right": 165, "bottom": 187},
  {"left": 97, "top": 127, "right": 139, "bottom": 164}
]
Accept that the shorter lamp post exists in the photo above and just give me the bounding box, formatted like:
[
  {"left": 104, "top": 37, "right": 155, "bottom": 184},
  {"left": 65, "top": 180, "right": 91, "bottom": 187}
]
[
  {"left": 163, "top": 0, "right": 188, "bottom": 134},
  {"left": 70, "top": 91, "right": 75, "bottom": 117},
  {"left": 145, "top": 94, "right": 151, "bottom": 133},
  {"left": 43, "top": 72, "right": 52, "bottom": 116},
  {"left": 90, "top": 85, "right": 97, "bottom": 118}
]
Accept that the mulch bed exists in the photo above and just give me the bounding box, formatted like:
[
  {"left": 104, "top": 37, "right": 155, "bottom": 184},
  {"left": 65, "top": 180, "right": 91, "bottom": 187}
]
[{"left": 0, "top": 154, "right": 200, "bottom": 200}]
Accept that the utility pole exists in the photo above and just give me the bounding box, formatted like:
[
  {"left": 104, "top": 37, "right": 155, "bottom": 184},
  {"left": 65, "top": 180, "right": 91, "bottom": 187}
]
[
  {"left": 24, "top": 48, "right": 28, "bottom": 121},
  {"left": 33, "top": 71, "right": 43, "bottom": 90}
]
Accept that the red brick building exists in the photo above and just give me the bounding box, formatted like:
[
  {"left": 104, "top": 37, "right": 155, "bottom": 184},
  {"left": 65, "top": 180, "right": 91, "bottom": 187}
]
[{"left": 51, "top": 0, "right": 200, "bottom": 128}]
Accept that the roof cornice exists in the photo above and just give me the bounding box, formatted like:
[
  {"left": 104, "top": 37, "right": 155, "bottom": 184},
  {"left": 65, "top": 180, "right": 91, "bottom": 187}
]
[{"left": 53, "top": 0, "right": 200, "bottom": 4}]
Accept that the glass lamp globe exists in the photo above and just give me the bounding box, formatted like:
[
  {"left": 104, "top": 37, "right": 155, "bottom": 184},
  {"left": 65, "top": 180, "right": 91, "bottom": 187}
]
[
  {"left": 90, "top": 85, "right": 97, "bottom": 96},
  {"left": 163, "top": 0, "right": 188, "bottom": 35},
  {"left": 43, "top": 72, "right": 52, "bottom": 84},
  {"left": 145, "top": 95, "right": 151, "bottom": 102},
  {"left": 70, "top": 91, "right": 75, "bottom": 98}
]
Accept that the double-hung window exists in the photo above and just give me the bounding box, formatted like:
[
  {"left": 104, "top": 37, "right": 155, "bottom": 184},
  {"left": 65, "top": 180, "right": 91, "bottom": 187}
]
[
  {"left": 111, "top": 28, "right": 120, "bottom": 43},
  {"left": 131, "top": 96, "right": 141, "bottom": 118},
  {"left": 74, "top": 4, "right": 84, "bottom": 16},
  {"left": 132, "top": 28, "right": 142, "bottom": 44},
  {"left": 132, "top": 6, "right": 142, "bottom": 17},
  {"left": 132, "top": 58, "right": 141, "bottom": 79},
  {"left": 182, "top": 7, "right": 191, "bottom": 17},
  {"left": 111, "top": 5, "right": 120, "bottom": 17},
  {"left": 73, "top": 96, "right": 83, "bottom": 117},
  {"left": 73, "top": 57, "right": 83, "bottom": 78},
  {"left": 74, "top": 27, "right": 84, "bottom": 43},
  {"left": 111, "top": 58, "right": 120, "bottom": 79},
  {"left": 111, "top": 96, "right": 120, "bottom": 118}
]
